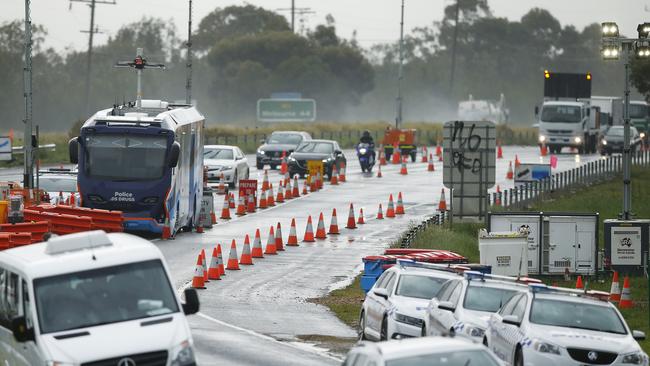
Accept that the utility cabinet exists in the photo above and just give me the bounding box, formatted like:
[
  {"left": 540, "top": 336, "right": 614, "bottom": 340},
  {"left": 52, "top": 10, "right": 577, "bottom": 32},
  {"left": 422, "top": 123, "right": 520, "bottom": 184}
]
[{"left": 604, "top": 219, "right": 650, "bottom": 275}]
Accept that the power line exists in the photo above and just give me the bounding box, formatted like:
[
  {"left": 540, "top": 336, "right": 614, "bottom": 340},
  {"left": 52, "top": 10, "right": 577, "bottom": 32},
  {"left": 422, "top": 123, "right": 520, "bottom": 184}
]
[{"left": 277, "top": 1, "right": 314, "bottom": 33}]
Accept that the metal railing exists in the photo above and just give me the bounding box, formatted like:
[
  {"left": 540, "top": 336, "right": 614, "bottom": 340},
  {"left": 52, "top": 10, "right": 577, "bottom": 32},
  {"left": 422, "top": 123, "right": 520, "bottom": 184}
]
[
  {"left": 490, "top": 149, "right": 650, "bottom": 209},
  {"left": 399, "top": 211, "right": 448, "bottom": 248}
]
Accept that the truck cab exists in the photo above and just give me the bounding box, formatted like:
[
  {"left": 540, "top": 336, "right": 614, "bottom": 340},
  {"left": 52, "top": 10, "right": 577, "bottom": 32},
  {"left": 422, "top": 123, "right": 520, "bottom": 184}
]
[
  {"left": 537, "top": 101, "right": 597, "bottom": 154},
  {"left": 630, "top": 100, "right": 649, "bottom": 142}
]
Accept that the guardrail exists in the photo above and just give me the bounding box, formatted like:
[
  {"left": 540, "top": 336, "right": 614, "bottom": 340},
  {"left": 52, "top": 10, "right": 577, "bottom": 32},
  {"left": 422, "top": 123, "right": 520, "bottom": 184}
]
[
  {"left": 399, "top": 211, "right": 448, "bottom": 248},
  {"left": 490, "top": 150, "right": 650, "bottom": 209}
]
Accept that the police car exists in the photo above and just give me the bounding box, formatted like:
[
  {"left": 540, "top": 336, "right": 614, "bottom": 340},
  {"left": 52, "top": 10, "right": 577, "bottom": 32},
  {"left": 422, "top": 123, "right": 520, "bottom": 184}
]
[
  {"left": 485, "top": 284, "right": 648, "bottom": 366},
  {"left": 359, "top": 260, "right": 463, "bottom": 341},
  {"left": 424, "top": 271, "right": 536, "bottom": 342},
  {"left": 0, "top": 230, "right": 199, "bottom": 366}
]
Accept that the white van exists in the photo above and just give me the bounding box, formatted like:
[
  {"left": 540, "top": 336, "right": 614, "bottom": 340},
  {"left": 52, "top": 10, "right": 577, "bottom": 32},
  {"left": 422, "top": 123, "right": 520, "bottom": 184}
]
[{"left": 0, "top": 230, "right": 199, "bottom": 366}]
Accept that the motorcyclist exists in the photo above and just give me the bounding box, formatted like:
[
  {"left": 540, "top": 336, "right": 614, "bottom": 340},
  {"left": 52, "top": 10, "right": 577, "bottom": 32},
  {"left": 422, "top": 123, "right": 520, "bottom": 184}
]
[{"left": 358, "top": 130, "right": 376, "bottom": 162}]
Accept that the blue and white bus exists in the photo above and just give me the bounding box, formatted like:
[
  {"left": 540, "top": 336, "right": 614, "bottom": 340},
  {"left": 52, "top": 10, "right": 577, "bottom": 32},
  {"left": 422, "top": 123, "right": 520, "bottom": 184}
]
[{"left": 69, "top": 99, "right": 204, "bottom": 237}]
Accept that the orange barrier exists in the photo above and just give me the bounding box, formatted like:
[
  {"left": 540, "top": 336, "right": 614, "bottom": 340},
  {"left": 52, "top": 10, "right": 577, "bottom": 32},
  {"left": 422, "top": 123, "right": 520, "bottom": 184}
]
[
  {"left": 23, "top": 209, "right": 92, "bottom": 235},
  {"left": 34, "top": 204, "right": 124, "bottom": 232},
  {"left": 0, "top": 221, "right": 50, "bottom": 242}
]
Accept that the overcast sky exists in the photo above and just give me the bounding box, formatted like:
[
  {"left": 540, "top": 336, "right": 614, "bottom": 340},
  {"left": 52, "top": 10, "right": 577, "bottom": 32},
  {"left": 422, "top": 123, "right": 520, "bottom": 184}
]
[{"left": 2, "top": 0, "right": 650, "bottom": 52}]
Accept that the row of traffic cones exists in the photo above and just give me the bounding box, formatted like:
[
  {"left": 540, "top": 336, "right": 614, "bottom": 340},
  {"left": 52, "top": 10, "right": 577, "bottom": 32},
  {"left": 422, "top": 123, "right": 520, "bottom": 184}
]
[{"left": 573, "top": 271, "right": 634, "bottom": 309}]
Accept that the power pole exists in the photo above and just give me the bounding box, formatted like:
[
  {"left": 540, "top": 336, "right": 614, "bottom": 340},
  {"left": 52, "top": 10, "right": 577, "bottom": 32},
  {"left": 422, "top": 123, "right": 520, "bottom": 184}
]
[
  {"left": 292, "top": 0, "right": 295, "bottom": 32},
  {"left": 277, "top": 2, "right": 313, "bottom": 33},
  {"left": 23, "top": 0, "right": 34, "bottom": 189},
  {"left": 449, "top": 0, "right": 460, "bottom": 92},
  {"left": 70, "top": 0, "right": 116, "bottom": 116},
  {"left": 395, "top": 0, "right": 405, "bottom": 128},
  {"left": 185, "top": 0, "right": 193, "bottom": 104},
  {"left": 622, "top": 49, "right": 632, "bottom": 220}
]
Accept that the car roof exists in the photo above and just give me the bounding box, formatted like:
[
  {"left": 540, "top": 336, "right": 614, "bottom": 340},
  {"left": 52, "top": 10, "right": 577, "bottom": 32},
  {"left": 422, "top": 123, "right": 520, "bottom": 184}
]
[
  {"left": 462, "top": 277, "right": 530, "bottom": 291},
  {"left": 532, "top": 291, "right": 612, "bottom": 307},
  {"left": 0, "top": 232, "right": 163, "bottom": 279},
  {"left": 358, "top": 337, "right": 485, "bottom": 359},
  {"left": 543, "top": 101, "right": 584, "bottom": 106},
  {"left": 270, "top": 131, "right": 308, "bottom": 135},
  {"left": 204, "top": 145, "right": 236, "bottom": 150},
  {"left": 389, "top": 265, "right": 460, "bottom": 280},
  {"left": 301, "top": 139, "right": 335, "bottom": 144}
]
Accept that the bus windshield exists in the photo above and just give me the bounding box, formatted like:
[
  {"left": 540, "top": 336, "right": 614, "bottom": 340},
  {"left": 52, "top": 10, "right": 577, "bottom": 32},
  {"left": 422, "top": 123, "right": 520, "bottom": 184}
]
[{"left": 84, "top": 134, "right": 168, "bottom": 181}]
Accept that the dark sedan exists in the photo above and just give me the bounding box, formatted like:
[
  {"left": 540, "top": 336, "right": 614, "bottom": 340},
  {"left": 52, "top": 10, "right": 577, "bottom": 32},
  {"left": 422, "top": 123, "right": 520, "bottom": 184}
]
[
  {"left": 288, "top": 140, "right": 346, "bottom": 179},
  {"left": 600, "top": 126, "right": 642, "bottom": 155},
  {"left": 256, "top": 131, "right": 311, "bottom": 169}
]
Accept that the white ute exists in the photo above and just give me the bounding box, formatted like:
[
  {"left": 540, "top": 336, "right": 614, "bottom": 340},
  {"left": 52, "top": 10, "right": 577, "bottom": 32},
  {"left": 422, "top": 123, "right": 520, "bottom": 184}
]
[{"left": 0, "top": 230, "right": 199, "bottom": 366}]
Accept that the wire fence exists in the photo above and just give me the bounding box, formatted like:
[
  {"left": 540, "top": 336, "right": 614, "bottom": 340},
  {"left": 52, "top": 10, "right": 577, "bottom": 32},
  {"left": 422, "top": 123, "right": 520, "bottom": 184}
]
[{"left": 399, "top": 211, "right": 448, "bottom": 248}]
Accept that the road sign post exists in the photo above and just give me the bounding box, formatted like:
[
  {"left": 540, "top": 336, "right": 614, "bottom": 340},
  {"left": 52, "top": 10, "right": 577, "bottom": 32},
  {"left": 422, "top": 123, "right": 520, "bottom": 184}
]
[
  {"left": 257, "top": 99, "right": 316, "bottom": 122},
  {"left": 443, "top": 121, "right": 496, "bottom": 222}
]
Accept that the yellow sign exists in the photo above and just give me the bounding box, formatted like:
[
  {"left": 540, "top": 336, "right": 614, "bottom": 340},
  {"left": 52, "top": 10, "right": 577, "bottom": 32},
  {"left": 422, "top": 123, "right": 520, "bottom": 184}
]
[{"left": 307, "top": 160, "right": 324, "bottom": 178}]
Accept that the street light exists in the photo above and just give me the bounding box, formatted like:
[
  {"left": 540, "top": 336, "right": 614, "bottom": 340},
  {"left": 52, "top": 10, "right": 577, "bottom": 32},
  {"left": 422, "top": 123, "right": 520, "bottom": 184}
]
[
  {"left": 602, "top": 22, "right": 620, "bottom": 37},
  {"left": 635, "top": 40, "right": 650, "bottom": 58},
  {"left": 637, "top": 22, "right": 650, "bottom": 38},
  {"left": 601, "top": 42, "right": 620, "bottom": 60}
]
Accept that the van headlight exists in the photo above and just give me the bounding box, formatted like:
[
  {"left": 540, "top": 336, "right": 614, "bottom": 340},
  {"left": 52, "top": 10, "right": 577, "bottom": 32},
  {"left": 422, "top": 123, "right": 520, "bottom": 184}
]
[
  {"left": 574, "top": 137, "right": 582, "bottom": 144},
  {"left": 171, "top": 340, "right": 196, "bottom": 366},
  {"left": 621, "top": 351, "right": 648, "bottom": 364},
  {"left": 539, "top": 135, "right": 546, "bottom": 143},
  {"left": 532, "top": 339, "right": 561, "bottom": 355}
]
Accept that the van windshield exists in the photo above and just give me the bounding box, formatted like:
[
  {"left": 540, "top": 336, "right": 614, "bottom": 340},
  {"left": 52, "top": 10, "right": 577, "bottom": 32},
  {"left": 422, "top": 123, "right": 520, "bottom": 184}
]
[{"left": 34, "top": 259, "right": 178, "bottom": 334}]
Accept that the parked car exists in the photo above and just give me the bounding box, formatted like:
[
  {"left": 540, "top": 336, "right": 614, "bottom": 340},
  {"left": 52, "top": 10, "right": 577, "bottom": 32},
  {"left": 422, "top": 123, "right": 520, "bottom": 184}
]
[
  {"left": 343, "top": 337, "right": 504, "bottom": 366},
  {"left": 0, "top": 230, "right": 199, "bottom": 365},
  {"left": 600, "top": 125, "right": 642, "bottom": 155},
  {"left": 256, "top": 131, "right": 311, "bottom": 170},
  {"left": 485, "top": 284, "right": 648, "bottom": 366},
  {"left": 37, "top": 168, "right": 79, "bottom": 205},
  {"left": 423, "top": 271, "right": 532, "bottom": 343},
  {"left": 287, "top": 140, "right": 346, "bottom": 179},
  {"left": 204, "top": 145, "right": 250, "bottom": 187},
  {"left": 359, "top": 261, "right": 460, "bottom": 341}
]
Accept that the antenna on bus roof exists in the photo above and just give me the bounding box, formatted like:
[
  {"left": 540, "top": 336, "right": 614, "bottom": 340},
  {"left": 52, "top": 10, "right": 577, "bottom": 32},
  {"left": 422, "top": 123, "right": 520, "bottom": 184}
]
[{"left": 114, "top": 48, "right": 165, "bottom": 111}]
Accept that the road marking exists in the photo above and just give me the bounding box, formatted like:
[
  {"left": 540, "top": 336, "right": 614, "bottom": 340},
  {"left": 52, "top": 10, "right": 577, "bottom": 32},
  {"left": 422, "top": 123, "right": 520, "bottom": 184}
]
[{"left": 195, "top": 312, "right": 344, "bottom": 363}]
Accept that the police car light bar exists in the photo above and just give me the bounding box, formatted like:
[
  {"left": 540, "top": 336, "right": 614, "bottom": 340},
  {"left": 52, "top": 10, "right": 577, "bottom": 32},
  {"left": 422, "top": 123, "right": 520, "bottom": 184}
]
[
  {"left": 464, "top": 271, "right": 543, "bottom": 285},
  {"left": 397, "top": 259, "right": 468, "bottom": 275},
  {"left": 529, "top": 283, "right": 610, "bottom": 301},
  {"left": 45, "top": 230, "right": 113, "bottom": 255}
]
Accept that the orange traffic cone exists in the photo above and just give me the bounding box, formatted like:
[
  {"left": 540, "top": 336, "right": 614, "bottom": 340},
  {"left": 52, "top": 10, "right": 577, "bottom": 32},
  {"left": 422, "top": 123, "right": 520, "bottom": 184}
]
[
  {"left": 379, "top": 149, "right": 387, "bottom": 165},
  {"left": 69, "top": 193, "right": 76, "bottom": 206},
  {"left": 515, "top": 155, "right": 521, "bottom": 168},
  {"left": 438, "top": 189, "right": 447, "bottom": 211},
  {"left": 357, "top": 208, "right": 365, "bottom": 225},
  {"left": 317, "top": 171, "right": 323, "bottom": 189},
  {"left": 276, "top": 182, "right": 285, "bottom": 203},
  {"left": 392, "top": 144, "right": 401, "bottom": 164},
  {"left": 302, "top": 179, "right": 309, "bottom": 195},
  {"left": 427, "top": 155, "right": 435, "bottom": 172},
  {"left": 290, "top": 176, "right": 298, "bottom": 197},
  {"left": 229, "top": 192, "right": 236, "bottom": 209},
  {"left": 200, "top": 249, "right": 209, "bottom": 283},
  {"left": 540, "top": 144, "right": 548, "bottom": 157},
  {"left": 438, "top": 151, "right": 443, "bottom": 162},
  {"left": 506, "top": 161, "right": 514, "bottom": 180},
  {"left": 575, "top": 275, "right": 584, "bottom": 289},
  {"left": 310, "top": 174, "right": 317, "bottom": 193},
  {"left": 262, "top": 169, "right": 270, "bottom": 191},
  {"left": 267, "top": 184, "right": 275, "bottom": 207},
  {"left": 226, "top": 240, "right": 240, "bottom": 270},
  {"left": 304, "top": 216, "right": 315, "bottom": 242},
  {"left": 377, "top": 203, "right": 384, "bottom": 219},
  {"left": 331, "top": 165, "right": 339, "bottom": 185},
  {"left": 251, "top": 229, "right": 264, "bottom": 258},
  {"left": 284, "top": 171, "right": 290, "bottom": 187},
  {"left": 346, "top": 203, "right": 357, "bottom": 229},
  {"left": 285, "top": 180, "right": 293, "bottom": 200},
  {"left": 217, "top": 173, "right": 226, "bottom": 194},
  {"left": 377, "top": 164, "right": 383, "bottom": 178},
  {"left": 265, "top": 226, "right": 277, "bottom": 255},
  {"left": 275, "top": 222, "right": 284, "bottom": 251},
  {"left": 216, "top": 244, "right": 225, "bottom": 276},
  {"left": 280, "top": 151, "right": 288, "bottom": 174},
  {"left": 435, "top": 144, "right": 442, "bottom": 157},
  {"left": 619, "top": 276, "right": 633, "bottom": 309},
  {"left": 240, "top": 234, "right": 254, "bottom": 265},
  {"left": 287, "top": 218, "right": 299, "bottom": 246},
  {"left": 191, "top": 255, "right": 206, "bottom": 289},
  {"left": 221, "top": 195, "right": 231, "bottom": 219},
  {"left": 399, "top": 158, "right": 408, "bottom": 175},
  {"left": 329, "top": 208, "right": 340, "bottom": 234},
  {"left": 396, "top": 192, "right": 405, "bottom": 215},
  {"left": 339, "top": 163, "right": 346, "bottom": 182},
  {"left": 259, "top": 189, "right": 268, "bottom": 209},
  {"left": 247, "top": 193, "right": 256, "bottom": 213},
  {"left": 497, "top": 143, "right": 503, "bottom": 159},
  {"left": 207, "top": 247, "right": 221, "bottom": 280},
  {"left": 421, "top": 147, "right": 428, "bottom": 163},
  {"left": 495, "top": 186, "right": 502, "bottom": 206},
  {"left": 609, "top": 271, "right": 621, "bottom": 303},
  {"left": 315, "top": 212, "right": 327, "bottom": 239},
  {"left": 236, "top": 194, "right": 247, "bottom": 216},
  {"left": 386, "top": 194, "right": 396, "bottom": 218}
]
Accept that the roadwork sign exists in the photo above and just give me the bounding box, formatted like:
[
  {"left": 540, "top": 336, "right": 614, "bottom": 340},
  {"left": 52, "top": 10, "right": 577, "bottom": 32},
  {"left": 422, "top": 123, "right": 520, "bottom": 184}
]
[
  {"left": 442, "top": 121, "right": 496, "bottom": 221},
  {"left": 257, "top": 99, "right": 316, "bottom": 122},
  {"left": 0, "top": 137, "right": 11, "bottom": 161},
  {"left": 307, "top": 160, "right": 324, "bottom": 178},
  {"left": 238, "top": 180, "right": 258, "bottom": 202},
  {"left": 514, "top": 163, "right": 551, "bottom": 187}
]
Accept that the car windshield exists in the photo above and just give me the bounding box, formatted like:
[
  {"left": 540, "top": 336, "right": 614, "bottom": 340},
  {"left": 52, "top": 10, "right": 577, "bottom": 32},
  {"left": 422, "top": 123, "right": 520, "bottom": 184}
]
[
  {"left": 296, "top": 142, "right": 334, "bottom": 154},
  {"left": 34, "top": 259, "right": 179, "bottom": 334},
  {"left": 385, "top": 350, "right": 500, "bottom": 366},
  {"left": 464, "top": 285, "right": 518, "bottom": 312},
  {"left": 38, "top": 176, "right": 77, "bottom": 192},
  {"left": 530, "top": 299, "right": 627, "bottom": 334},
  {"left": 629, "top": 104, "right": 648, "bottom": 119},
  {"left": 204, "top": 148, "right": 233, "bottom": 160},
  {"left": 84, "top": 134, "right": 168, "bottom": 181},
  {"left": 268, "top": 134, "right": 302, "bottom": 145},
  {"left": 606, "top": 127, "right": 625, "bottom": 137},
  {"left": 541, "top": 105, "right": 581, "bottom": 123},
  {"left": 395, "top": 275, "right": 448, "bottom": 300}
]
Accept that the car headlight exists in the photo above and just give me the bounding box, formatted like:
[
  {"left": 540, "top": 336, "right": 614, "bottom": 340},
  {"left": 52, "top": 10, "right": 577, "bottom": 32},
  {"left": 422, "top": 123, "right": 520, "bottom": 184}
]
[
  {"left": 359, "top": 148, "right": 367, "bottom": 154},
  {"left": 539, "top": 135, "right": 546, "bottom": 143},
  {"left": 621, "top": 351, "right": 648, "bottom": 365},
  {"left": 394, "top": 312, "right": 424, "bottom": 327},
  {"left": 171, "top": 340, "right": 196, "bottom": 366},
  {"left": 574, "top": 136, "right": 582, "bottom": 144},
  {"left": 288, "top": 156, "right": 296, "bottom": 162},
  {"left": 463, "top": 325, "right": 485, "bottom": 338},
  {"left": 222, "top": 166, "right": 234, "bottom": 171},
  {"left": 641, "top": 132, "right": 646, "bottom": 139},
  {"left": 48, "top": 362, "right": 74, "bottom": 366},
  {"left": 532, "top": 339, "right": 561, "bottom": 355},
  {"left": 602, "top": 139, "right": 608, "bottom": 146},
  {"left": 257, "top": 149, "right": 265, "bottom": 155}
]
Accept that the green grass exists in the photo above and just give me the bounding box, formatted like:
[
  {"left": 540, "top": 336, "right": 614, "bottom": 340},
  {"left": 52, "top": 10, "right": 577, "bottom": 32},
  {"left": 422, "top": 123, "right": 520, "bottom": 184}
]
[
  {"left": 312, "top": 276, "right": 365, "bottom": 329},
  {"left": 0, "top": 133, "right": 70, "bottom": 168}
]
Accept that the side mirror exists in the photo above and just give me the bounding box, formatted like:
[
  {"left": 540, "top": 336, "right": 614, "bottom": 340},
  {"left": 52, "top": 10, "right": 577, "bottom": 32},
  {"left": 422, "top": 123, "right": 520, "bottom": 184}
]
[
  {"left": 373, "top": 288, "right": 389, "bottom": 299},
  {"left": 168, "top": 141, "right": 181, "bottom": 168},
  {"left": 438, "top": 301, "right": 456, "bottom": 312},
  {"left": 502, "top": 315, "right": 521, "bottom": 327},
  {"left": 534, "top": 106, "right": 539, "bottom": 116},
  {"left": 11, "top": 316, "right": 34, "bottom": 343},
  {"left": 68, "top": 137, "right": 79, "bottom": 164},
  {"left": 335, "top": 150, "right": 343, "bottom": 155},
  {"left": 633, "top": 330, "right": 646, "bottom": 341},
  {"left": 182, "top": 288, "right": 200, "bottom": 315},
  {"left": 259, "top": 139, "right": 266, "bottom": 144}
]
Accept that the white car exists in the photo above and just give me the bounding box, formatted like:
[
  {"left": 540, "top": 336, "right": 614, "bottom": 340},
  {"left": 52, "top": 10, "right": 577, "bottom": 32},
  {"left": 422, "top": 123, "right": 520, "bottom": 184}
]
[
  {"left": 343, "top": 336, "right": 504, "bottom": 366},
  {"left": 0, "top": 230, "right": 199, "bottom": 365},
  {"left": 37, "top": 168, "right": 79, "bottom": 205},
  {"left": 359, "top": 260, "right": 462, "bottom": 341},
  {"left": 485, "top": 284, "right": 648, "bottom": 366},
  {"left": 204, "top": 145, "right": 250, "bottom": 187},
  {"left": 424, "top": 271, "right": 533, "bottom": 343}
]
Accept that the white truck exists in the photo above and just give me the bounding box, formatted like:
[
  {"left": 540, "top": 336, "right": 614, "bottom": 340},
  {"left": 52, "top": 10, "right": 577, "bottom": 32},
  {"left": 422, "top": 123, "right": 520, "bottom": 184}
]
[
  {"left": 535, "top": 71, "right": 600, "bottom": 154},
  {"left": 457, "top": 94, "right": 509, "bottom": 124},
  {"left": 591, "top": 95, "right": 624, "bottom": 126}
]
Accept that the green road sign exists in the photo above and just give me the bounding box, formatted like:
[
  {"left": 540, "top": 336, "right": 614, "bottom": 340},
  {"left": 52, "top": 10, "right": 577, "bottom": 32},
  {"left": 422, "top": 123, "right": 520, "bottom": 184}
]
[{"left": 257, "top": 99, "right": 317, "bottom": 122}]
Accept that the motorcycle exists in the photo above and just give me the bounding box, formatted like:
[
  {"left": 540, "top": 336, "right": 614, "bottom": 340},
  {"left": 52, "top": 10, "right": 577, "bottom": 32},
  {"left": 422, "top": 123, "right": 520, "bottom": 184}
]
[{"left": 357, "top": 143, "right": 375, "bottom": 173}]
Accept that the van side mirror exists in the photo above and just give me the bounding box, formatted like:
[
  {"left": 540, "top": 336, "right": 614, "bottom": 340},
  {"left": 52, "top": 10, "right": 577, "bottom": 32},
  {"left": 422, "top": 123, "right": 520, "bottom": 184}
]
[
  {"left": 11, "top": 316, "right": 34, "bottom": 343},
  {"left": 69, "top": 137, "right": 79, "bottom": 164},
  {"left": 168, "top": 142, "right": 181, "bottom": 168},
  {"left": 534, "top": 106, "right": 539, "bottom": 116},
  {"left": 502, "top": 315, "right": 521, "bottom": 327},
  {"left": 182, "top": 288, "right": 200, "bottom": 315}
]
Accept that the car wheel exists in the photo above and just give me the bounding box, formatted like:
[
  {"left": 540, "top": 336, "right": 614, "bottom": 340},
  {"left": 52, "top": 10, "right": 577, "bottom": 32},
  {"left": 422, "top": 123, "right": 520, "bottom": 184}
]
[
  {"left": 515, "top": 347, "right": 524, "bottom": 366},
  {"left": 229, "top": 170, "right": 237, "bottom": 188},
  {"left": 421, "top": 325, "right": 427, "bottom": 337},
  {"left": 245, "top": 168, "right": 250, "bottom": 180},
  {"left": 256, "top": 162, "right": 263, "bottom": 170},
  {"left": 358, "top": 311, "right": 368, "bottom": 340},
  {"left": 380, "top": 316, "right": 388, "bottom": 341},
  {"left": 483, "top": 337, "right": 488, "bottom": 347}
]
